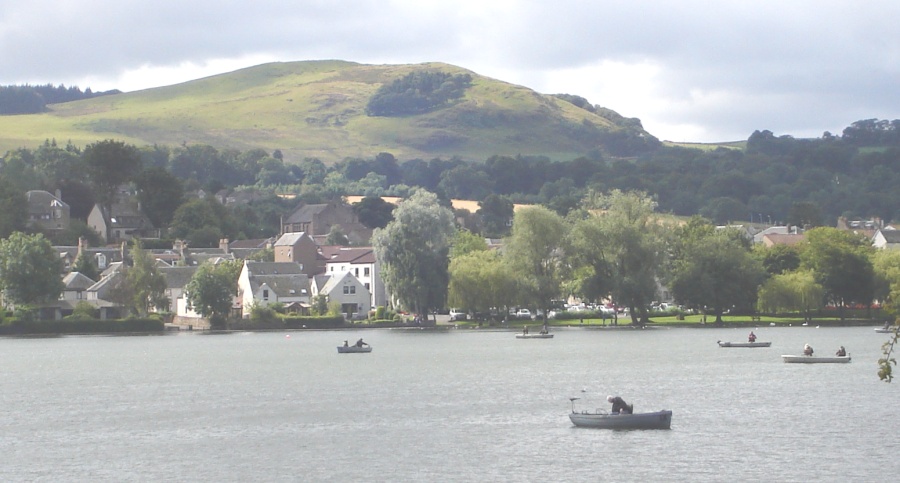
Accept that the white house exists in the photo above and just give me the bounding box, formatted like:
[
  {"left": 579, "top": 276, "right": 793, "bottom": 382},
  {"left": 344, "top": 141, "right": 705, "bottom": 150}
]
[
  {"left": 158, "top": 266, "right": 199, "bottom": 317},
  {"left": 873, "top": 228, "right": 900, "bottom": 250},
  {"left": 310, "top": 272, "right": 371, "bottom": 317},
  {"left": 318, "top": 246, "right": 386, "bottom": 308},
  {"left": 238, "top": 261, "right": 310, "bottom": 318},
  {"left": 60, "top": 272, "right": 95, "bottom": 302}
]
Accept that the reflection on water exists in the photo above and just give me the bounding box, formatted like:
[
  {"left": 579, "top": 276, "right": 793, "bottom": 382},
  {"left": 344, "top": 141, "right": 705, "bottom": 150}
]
[{"left": 0, "top": 327, "right": 896, "bottom": 481}]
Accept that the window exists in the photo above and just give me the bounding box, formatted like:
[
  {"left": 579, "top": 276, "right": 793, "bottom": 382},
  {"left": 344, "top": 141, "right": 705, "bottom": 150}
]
[
  {"left": 263, "top": 289, "right": 269, "bottom": 300},
  {"left": 365, "top": 283, "right": 370, "bottom": 290},
  {"left": 354, "top": 268, "right": 359, "bottom": 276},
  {"left": 364, "top": 267, "right": 370, "bottom": 276},
  {"left": 350, "top": 286, "right": 356, "bottom": 294},
  {"left": 343, "top": 286, "right": 349, "bottom": 294}
]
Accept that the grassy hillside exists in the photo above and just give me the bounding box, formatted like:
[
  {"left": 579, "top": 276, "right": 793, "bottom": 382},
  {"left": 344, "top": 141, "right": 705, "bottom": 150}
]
[{"left": 0, "top": 60, "right": 656, "bottom": 164}]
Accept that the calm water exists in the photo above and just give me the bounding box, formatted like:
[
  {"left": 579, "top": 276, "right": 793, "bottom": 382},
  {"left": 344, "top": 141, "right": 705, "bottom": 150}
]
[{"left": 1, "top": 326, "right": 898, "bottom": 482}]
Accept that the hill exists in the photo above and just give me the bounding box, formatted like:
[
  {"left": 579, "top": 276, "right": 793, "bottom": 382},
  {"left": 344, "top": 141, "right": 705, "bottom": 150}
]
[{"left": 0, "top": 60, "right": 659, "bottom": 163}]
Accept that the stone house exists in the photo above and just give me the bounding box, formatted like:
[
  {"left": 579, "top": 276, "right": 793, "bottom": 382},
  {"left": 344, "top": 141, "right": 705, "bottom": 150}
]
[
  {"left": 27, "top": 190, "right": 70, "bottom": 233},
  {"left": 281, "top": 200, "right": 372, "bottom": 244},
  {"left": 237, "top": 261, "right": 311, "bottom": 318}
]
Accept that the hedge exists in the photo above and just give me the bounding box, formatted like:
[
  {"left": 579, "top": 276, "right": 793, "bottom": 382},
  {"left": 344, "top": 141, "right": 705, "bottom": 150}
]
[{"left": 0, "top": 317, "right": 165, "bottom": 335}]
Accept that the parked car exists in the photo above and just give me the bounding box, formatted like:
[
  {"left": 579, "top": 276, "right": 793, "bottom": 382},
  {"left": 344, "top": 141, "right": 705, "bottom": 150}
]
[
  {"left": 449, "top": 309, "right": 467, "bottom": 321},
  {"left": 515, "top": 308, "right": 532, "bottom": 319}
]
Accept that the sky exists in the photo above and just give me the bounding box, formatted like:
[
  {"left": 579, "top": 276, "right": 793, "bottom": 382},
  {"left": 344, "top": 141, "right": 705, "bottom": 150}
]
[{"left": 2, "top": 0, "right": 899, "bottom": 143}]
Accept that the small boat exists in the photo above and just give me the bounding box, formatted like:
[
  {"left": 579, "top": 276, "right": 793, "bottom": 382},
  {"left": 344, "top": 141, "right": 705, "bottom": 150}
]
[
  {"left": 781, "top": 354, "right": 850, "bottom": 363},
  {"left": 875, "top": 327, "right": 897, "bottom": 333},
  {"left": 568, "top": 398, "right": 672, "bottom": 430},
  {"left": 516, "top": 333, "right": 554, "bottom": 339},
  {"left": 717, "top": 340, "right": 771, "bottom": 348},
  {"left": 337, "top": 345, "right": 372, "bottom": 353}
]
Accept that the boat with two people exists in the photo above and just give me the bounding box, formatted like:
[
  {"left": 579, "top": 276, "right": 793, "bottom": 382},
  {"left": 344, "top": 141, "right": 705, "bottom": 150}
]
[
  {"left": 516, "top": 325, "right": 554, "bottom": 339},
  {"left": 568, "top": 396, "right": 672, "bottom": 430},
  {"left": 337, "top": 338, "right": 372, "bottom": 353},
  {"left": 875, "top": 322, "right": 898, "bottom": 333},
  {"left": 782, "top": 343, "right": 849, "bottom": 363}
]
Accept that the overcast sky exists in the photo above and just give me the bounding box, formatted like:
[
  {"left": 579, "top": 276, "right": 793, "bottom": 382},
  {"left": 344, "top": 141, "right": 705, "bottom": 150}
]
[{"left": 2, "top": 1, "right": 899, "bottom": 142}]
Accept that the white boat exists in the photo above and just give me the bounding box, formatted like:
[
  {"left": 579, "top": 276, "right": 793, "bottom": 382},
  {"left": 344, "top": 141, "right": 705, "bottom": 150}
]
[
  {"left": 875, "top": 327, "right": 897, "bottom": 333},
  {"left": 568, "top": 398, "right": 672, "bottom": 429},
  {"left": 717, "top": 340, "right": 771, "bottom": 348},
  {"left": 781, "top": 354, "right": 850, "bottom": 363},
  {"left": 337, "top": 345, "right": 372, "bottom": 353},
  {"left": 516, "top": 333, "right": 554, "bottom": 339}
]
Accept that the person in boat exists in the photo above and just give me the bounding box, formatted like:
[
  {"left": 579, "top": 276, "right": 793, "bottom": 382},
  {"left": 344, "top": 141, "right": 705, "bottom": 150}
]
[
  {"left": 356, "top": 338, "right": 367, "bottom": 348},
  {"left": 836, "top": 346, "right": 846, "bottom": 357},
  {"left": 540, "top": 324, "right": 548, "bottom": 335},
  {"left": 343, "top": 340, "right": 349, "bottom": 347},
  {"left": 748, "top": 331, "right": 757, "bottom": 343},
  {"left": 607, "top": 395, "right": 633, "bottom": 414},
  {"left": 803, "top": 343, "right": 814, "bottom": 356}
]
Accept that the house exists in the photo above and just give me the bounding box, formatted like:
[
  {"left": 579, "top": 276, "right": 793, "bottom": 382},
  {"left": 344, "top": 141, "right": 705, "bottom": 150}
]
[
  {"left": 872, "top": 229, "right": 900, "bottom": 250},
  {"left": 60, "top": 272, "right": 95, "bottom": 302},
  {"left": 54, "top": 238, "right": 125, "bottom": 273},
  {"left": 837, "top": 217, "right": 882, "bottom": 240},
  {"left": 87, "top": 187, "right": 159, "bottom": 243},
  {"left": 761, "top": 233, "right": 805, "bottom": 247},
  {"left": 281, "top": 200, "right": 372, "bottom": 244},
  {"left": 158, "top": 266, "right": 199, "bottom": 315},
  {"left": 26, "top": 190, "right": 70, "bottom": 233},
  {"left": 273, "top": 232, "right": 319, "bottom": 272},
  {"left": 318, "top": 246, "right": 386, "bottom": 308},
  {"left": 310, "top": 271, "right": 371, "bottom": 317},
  {"left": 238, "top": 261, "right": 311, "bottom": 318},
  {"left": 228, "top": 237, "right": 276, "bottom": 260}
]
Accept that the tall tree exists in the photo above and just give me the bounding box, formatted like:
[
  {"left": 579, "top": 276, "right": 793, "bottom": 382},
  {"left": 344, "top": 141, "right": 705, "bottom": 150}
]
[
  {"left": 800, "top": 227, "right": 876, "bottom": 320},
  {"left": 0, "top": 176, "right": 28, "bottom": 238},
  {"left": 581, "top": 190, "right": 665, "bottom": 325},
  {"left": 372, "top": 190, "right": 455, "bottom": 320},
  {"left": 449, "top": 229, "right": 488, "bottom": 260},
  {"left": 477, "top": 194, "right": 514, "bottom": 238},
  {"left": 0, "top": 232, "right": 63, "bottom": 305},
  {"left": 352, "top": 196, "right": 395, "bottom": 229},
  {"left": 448, "top": 249, "right": 518, "bottom": 318},
  {"left": 669, "top": 229, "right": 767, "bottom": 323},
  {"left": 135, "top": 167, "right": 185, "bottom": 228},
  {"left": 72, "top": 251, "right": 100, "bottom": 282},
  {"left": 185, "top": 260, "right": 243, "bottom": 329},
  {"left": 756, "top": 270, "right": 824, "bottom": 322},
  {"left": 503, "top": 206, "right": 569, "bottom": 322},
  {"left": 82, "top": 140, "right": 143, "bottom": 214},
  {"left": 110, "top": 241, "right": 168, "bottom": 317}
]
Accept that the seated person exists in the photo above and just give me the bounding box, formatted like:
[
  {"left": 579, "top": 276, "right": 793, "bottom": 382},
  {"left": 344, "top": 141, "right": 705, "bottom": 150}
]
[
  {"left": 607, "top": 395, "right": 633, "bottom": 414},
  {"left": 803, "top": 343, "right": 814, "bottom": 356},
  {"left": 356, "top": 338, "right": 367, "bottom": 347},
  {"left": 748, "top": 331, "right": 757, "bottom": 343},
  {"left": 343, "top": 340, "right": 349, "bottom": 347},
  {"left": 836, "top": 346, "right": 846, "bottom": 357}
]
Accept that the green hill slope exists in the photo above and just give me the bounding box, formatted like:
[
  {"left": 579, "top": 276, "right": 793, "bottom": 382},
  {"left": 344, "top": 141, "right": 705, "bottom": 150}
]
[{"left": 0, "top": 60, "right": 658, "bottom": 163}]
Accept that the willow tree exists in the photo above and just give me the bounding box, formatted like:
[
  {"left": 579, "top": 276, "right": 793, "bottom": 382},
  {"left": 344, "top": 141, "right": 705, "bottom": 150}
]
[
  {"left": 372, "top": 190, "right": 455, "bottom": 321},
  {"left": 578, "top": 190, "right": 665, "bottom": 325},
  {"left": 504, "top": 206, "right": 569, "bottom": 323},
  {"left": 448, "top": 249, "right": 518, "bottom": 320},
  {"left": 757, "top": 270, "right": 825, "bottom": 322}
]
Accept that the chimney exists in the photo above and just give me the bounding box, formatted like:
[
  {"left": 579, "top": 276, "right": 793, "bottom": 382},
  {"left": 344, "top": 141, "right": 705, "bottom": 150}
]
[
  {"left": 77, "top": 236, "right": 88, "bottom": 257},
  {"left": 55, "top": 188, "right": 62, "bottom": 200},
  {"left": 220, "top": 238, "right": 230, "bottom": 253}
]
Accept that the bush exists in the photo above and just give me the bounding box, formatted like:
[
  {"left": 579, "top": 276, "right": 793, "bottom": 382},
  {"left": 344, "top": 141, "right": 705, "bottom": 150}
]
[{"left": 0, "top": 317, "right": 164, "bottom": 335}]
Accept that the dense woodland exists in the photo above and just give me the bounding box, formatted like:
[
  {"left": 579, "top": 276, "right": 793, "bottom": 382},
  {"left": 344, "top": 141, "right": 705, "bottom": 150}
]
[
  {"left": 0, "top": 118, "right": 899, "bottom": 247},
  {"left": 0, "top": 84, "right": 120, "bottom": 114}
]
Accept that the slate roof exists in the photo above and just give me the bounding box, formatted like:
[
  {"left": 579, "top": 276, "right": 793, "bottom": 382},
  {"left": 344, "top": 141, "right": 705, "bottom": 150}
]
[
  {"left": 62, "top": 272, "right": 96, "bottom": 290},
  {"left": 284, "top": 204, "right": 328, "bottom": 224},
  {"left": 322, "top": 247, "right": 376, "bottom": 264},
  {"left": 245, "top": 261, "right": 305, "bottom": 276},
  {"left": 253, "top": 274, "right": 311, "bottom": 298},
  {"left": 877, "top": 229, "right": 900, "bottom": 244},
  {"left": 274, "top": 232, "right": 309, "bottom": 247},
  {"left": 159, "top": 266, "right": 199, "bottom": 290}
]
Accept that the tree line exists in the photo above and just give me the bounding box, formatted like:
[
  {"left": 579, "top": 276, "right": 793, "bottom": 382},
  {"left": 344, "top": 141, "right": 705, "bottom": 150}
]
[{"left": 0, "top": 84, "right": 120, "bottom": 115}]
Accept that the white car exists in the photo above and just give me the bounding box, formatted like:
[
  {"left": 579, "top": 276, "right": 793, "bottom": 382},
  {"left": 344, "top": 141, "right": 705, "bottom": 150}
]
[
  {"left": 515, "top": 308, "right": 532, "bottom": 319},
  {"left": 449, "top": 309, "right": 467, "bottom": 321}
]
